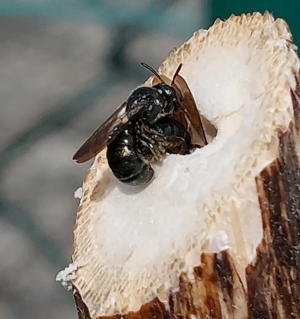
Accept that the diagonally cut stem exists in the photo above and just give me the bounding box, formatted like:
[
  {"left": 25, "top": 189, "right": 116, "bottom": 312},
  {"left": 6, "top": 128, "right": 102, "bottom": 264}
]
[{"left": 57, "top": 12, "right": 300, "bottom": 319}]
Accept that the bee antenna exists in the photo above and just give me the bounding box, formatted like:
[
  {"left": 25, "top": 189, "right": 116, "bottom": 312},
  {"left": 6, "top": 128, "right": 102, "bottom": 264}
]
[
  {"left": 171, "top": 63, "right": 183, "bottom": 86},
  {"left": 141, "top": 62, "right": 165, "bottom": 83}
]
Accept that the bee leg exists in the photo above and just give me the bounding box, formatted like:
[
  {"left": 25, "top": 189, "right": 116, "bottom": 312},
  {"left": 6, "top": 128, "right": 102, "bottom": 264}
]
[
  {"left": 138, "top": 138, "right": 166, "bottom": 162},
  {"left": 163, "top": 136, "right": 191, "bottom": 155},
  {"left": 152, "top": 145, "right": 166, "bottom": 161},
  {"left": 151, "top": 117, "right": 195, "bottom": 155}
]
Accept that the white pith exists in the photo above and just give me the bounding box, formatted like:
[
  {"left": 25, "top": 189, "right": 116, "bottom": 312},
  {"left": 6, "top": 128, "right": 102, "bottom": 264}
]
[{"left": 63, "top": 13, "right": 299, "bottom": 318}]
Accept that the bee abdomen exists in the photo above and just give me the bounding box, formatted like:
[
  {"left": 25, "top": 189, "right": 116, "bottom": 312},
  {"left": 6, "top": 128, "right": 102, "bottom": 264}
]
[{"left": 106, "top": 128, "right": 154, "bottom": 186}]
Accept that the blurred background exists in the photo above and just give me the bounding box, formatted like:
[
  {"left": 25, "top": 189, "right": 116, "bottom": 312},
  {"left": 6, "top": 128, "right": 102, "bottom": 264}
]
[{"left": 0, "top": 1, "right": 299, "bottom": 319}]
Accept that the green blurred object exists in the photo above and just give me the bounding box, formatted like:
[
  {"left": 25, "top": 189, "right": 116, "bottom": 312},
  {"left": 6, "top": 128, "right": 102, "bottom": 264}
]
[
  {"left": 210, "top": 0, "right": 300, "bottom": 45},
  {"left": 0, "top": 0, "right": 201, "bottom": 39}
]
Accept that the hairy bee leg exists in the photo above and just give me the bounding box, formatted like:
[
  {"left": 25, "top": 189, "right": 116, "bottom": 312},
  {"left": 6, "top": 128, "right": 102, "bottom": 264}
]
[
  {"left": 151, "top": 144, "right": 166, "bottom": 161},
  {"left": 136, "top": 121, "right": 168, "bottom": 161},
  {"left": 151, "top": 117, "right": 194, "bottom": 155},
  {"left": 138, "top": 139, "right": 166, "bottom": 162},
  {"left": 163, "top": 136, "right": 191, "bottom": 155}
]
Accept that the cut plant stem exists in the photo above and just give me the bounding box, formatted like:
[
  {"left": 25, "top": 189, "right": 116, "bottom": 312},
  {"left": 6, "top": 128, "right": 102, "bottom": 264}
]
[{"left": 57, "top": 12, "right": 300, "bottom": 319}]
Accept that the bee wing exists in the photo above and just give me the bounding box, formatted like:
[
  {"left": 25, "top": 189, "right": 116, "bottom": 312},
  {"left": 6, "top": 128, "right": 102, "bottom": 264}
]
[
  {"left": 172, "top": 73, "right": 208, "bottom": 146},
  {"left": 150, "top": 66, "right": 207, "bottom": 146},
  {"left": 73, "top": 102, "right": 128, "bottom": 163}
]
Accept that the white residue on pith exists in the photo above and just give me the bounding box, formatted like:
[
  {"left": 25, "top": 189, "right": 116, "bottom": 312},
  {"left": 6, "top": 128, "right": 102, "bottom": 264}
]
[
  {"left": 74, "top": 187, "right": 83, "bottom": 199},
  {"left": 56, "top": 261, "right": 84, "bottom": 290}
]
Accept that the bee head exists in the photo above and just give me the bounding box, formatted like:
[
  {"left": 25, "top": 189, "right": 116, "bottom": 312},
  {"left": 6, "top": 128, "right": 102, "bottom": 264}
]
[
  {"left": 153, "top": 83, "right": 181, "bottom": 114},
  {"left": 127, "top": 86, "right": 177, "bottom": 124}
]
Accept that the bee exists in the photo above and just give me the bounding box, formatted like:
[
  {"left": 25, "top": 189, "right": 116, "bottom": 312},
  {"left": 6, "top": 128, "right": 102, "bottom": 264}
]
[{"left": 73, "top": 63, "right": 207, "bottom": 186}]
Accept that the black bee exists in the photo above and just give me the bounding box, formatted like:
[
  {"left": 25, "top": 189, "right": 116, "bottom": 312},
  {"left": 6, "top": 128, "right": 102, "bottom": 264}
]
[{"left": 73, "top": 63, "right": 207, "bottom": 186}]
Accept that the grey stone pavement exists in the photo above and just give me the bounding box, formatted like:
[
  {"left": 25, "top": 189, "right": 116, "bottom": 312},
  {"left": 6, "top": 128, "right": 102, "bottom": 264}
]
[{"left": 0, "top": 2, "right": 204, "bottom": 318}]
